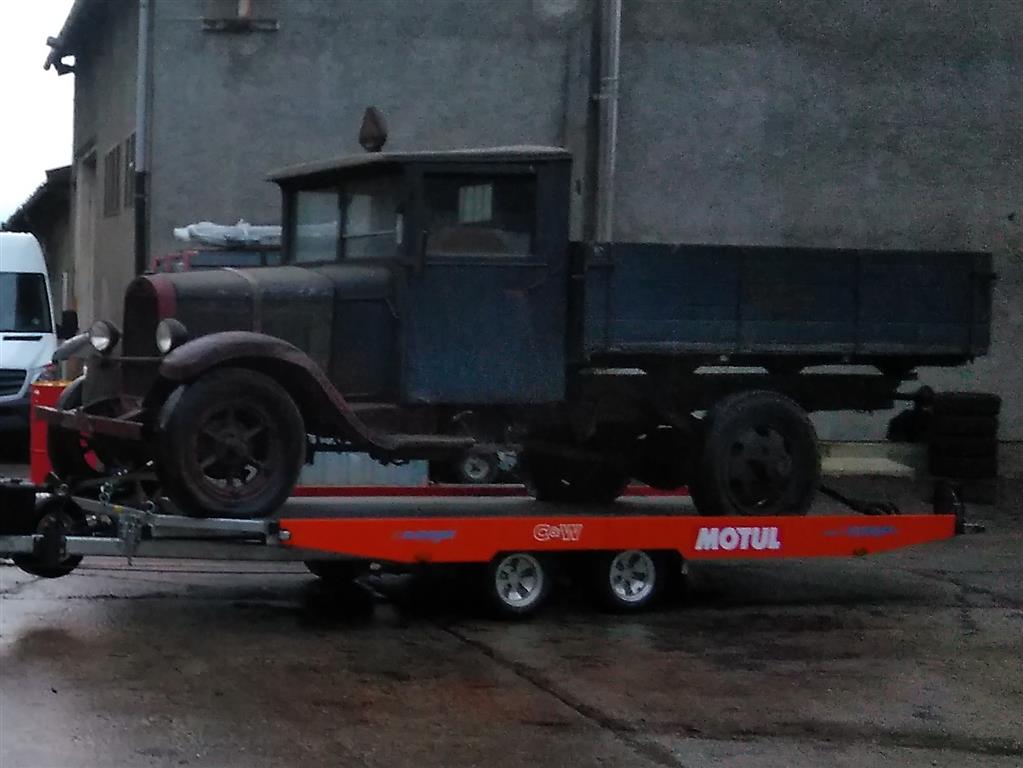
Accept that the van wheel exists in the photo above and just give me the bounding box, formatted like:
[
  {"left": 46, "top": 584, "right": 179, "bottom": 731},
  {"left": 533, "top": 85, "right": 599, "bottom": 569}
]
[
  {"left": 693, "top": 390, "right": 820, "bottom": 516},
  {"left": 156, "top": 368, "right": 305, "bottom": 518}
]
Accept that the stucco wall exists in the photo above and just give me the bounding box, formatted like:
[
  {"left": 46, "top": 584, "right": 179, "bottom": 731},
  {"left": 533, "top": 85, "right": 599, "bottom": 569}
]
[
  {"left": 147, "top": 0, "right": 590, "bottom": 256},
  {"left": 613, "top": 0, "right": 1022, "bottom": 441},
  {"left": 70, "top": 1, "right": 138, "bottom": 326}
]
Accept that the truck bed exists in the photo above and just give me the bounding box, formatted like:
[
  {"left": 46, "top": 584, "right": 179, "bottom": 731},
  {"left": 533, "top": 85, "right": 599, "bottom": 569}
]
[{"left": 578, "top": 243, "right": 993, "bottom": 365}]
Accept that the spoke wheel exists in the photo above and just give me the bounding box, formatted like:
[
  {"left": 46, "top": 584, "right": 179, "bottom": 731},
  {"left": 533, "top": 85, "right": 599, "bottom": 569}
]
[
  {"left": 487, "top": 552, "right": 550, "bottom": 618},
  {"left": 725, "top": 425, "right": 794, "bottom": 510},
  {"left": 157, "top": 368, "right": 305, "bottom": 518},
  {"left": 692, "top": 390, "right": 819, "bottom": 517},
  {"left": 457, "top": 453, "right": 499, "bottom": 484}
]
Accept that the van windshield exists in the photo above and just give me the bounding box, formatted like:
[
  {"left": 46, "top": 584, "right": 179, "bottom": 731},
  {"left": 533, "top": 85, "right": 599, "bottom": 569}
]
[{"left": 0, "top": 273, "right": 52, "bottom": 333}]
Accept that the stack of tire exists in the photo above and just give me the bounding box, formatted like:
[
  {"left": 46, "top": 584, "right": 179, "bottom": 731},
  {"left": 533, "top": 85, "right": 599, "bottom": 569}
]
[{"left": 928, "top": 392, "right": 1001, "bottom": 505}]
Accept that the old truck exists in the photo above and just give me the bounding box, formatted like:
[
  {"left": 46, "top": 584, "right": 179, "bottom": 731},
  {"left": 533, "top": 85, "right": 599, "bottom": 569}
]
[{"left": 39, "top": 145, "right": 994, "bottom": 518}]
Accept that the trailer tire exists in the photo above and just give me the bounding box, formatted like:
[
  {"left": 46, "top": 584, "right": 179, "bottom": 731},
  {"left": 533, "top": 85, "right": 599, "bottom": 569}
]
[
  {"left": 591, "top": 549, "right": 664, "bottom": 612},
  {"left": 12, "top": 499, "right": 83, "bottom": 579},
  {"left": 156, "top": 367, "right": 306, "bottom": 518},
  {"left": 486, "top": 552, "right": 551, "bottom": 619},
  {"left": 693, "top": 390, "right": 820, "bottom": 517}
]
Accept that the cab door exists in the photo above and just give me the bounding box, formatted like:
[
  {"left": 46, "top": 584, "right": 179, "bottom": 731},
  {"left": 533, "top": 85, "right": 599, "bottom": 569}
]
[{"left": 401, "top": 162, "right": 569, "bottom": 404}]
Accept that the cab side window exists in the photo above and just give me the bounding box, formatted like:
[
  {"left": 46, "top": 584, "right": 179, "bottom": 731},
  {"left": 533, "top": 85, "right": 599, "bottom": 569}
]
[{"left": 424, "top": 174, "right": 535, "bottom": 255}]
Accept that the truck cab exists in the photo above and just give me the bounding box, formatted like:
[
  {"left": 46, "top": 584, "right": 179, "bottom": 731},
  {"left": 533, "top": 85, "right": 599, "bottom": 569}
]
[{"left": 271, "top": 146, "right": 572, "bottom": 405}]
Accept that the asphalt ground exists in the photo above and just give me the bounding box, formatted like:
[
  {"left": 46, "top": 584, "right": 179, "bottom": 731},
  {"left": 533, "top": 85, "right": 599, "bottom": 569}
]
[{"left": 0, "top": 448, "right": 1021, "bottom": 767}]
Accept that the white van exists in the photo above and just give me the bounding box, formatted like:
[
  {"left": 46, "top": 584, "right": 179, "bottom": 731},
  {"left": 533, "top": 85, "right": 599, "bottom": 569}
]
[{"left": 0, "top": 232, "right": 59, "bottom": 431}]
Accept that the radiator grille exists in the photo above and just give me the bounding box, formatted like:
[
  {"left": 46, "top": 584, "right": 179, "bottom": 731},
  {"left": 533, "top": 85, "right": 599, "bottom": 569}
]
[{"left": 0, "top": 369, "right": 27, "bottom": 397}]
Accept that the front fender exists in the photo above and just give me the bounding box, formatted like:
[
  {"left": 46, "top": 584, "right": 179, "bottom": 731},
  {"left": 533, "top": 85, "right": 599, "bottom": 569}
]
[
  {"left": 159, "top": 331, "right": 311, "bottom": 382},
  {"left": 157, "top": 331, "right": 391, "bottom": 452}
]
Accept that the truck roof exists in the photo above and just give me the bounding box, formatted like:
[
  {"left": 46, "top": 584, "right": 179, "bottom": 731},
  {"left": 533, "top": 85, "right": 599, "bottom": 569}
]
[{"left": 268, "top": 145, "right": 570, "bottom": 184}]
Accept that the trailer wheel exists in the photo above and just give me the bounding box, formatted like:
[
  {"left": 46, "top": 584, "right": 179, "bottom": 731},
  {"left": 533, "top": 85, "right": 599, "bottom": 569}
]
[
  {"left": 693, "top": 390, "right": 820, "bottom": 516},
  {"left": 12, "top": 499, "right": 83, "bottom": 579},
  {"left": 592, "top": 549, "right": 663, "bottom": 612},
  {"left": 486, "top": 552, "right": 551, "bottom": 618},
  {"left": 156, "top": 368, "right": 306, "bottom": 518}
]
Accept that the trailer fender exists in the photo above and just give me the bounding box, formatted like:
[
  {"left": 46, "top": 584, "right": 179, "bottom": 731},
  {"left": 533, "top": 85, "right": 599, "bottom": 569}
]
[{"left": 157, "top": 331, "right": 388, "bottom": 451}]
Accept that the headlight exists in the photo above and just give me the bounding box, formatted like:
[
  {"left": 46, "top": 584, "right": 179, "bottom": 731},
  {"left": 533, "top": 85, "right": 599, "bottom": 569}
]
[
  {"left": 156, "top": 319, "right": 190, "bottom": 354},
  {"left": 89, "top": 320, "right": 121, "bottom": 353}
]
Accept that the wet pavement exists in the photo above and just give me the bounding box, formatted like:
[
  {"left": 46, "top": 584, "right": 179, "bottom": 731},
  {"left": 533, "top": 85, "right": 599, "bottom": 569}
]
[{"left": 1, "top": 480, "right": 1021, "bottom": 767}]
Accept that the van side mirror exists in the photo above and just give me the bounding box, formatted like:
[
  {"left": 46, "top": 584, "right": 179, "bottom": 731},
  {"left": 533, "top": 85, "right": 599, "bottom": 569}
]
[{"left": 58, "top": 309, "right": 79, "bottom": 340}]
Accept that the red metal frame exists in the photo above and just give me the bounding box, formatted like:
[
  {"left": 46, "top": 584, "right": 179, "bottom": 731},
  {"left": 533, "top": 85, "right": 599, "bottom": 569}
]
[{"left": 280, "top": 488, "right": 957, "bottom": 564}]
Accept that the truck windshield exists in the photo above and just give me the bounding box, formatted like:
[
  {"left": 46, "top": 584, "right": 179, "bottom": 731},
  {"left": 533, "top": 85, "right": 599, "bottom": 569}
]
[
  {"left": 291, "top": 176, "right": 401, "bottom": 263},
  {"left": 0, "top": 273, "right": 52, "bottom": 333},
  {"left": 341, "top": 176, "right": 401, "bottom": 259}
]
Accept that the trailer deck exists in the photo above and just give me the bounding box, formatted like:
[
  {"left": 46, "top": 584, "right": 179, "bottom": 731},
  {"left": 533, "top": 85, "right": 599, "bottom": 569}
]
[{"left": 0, "top": 476, "right": 972, "bottom": 619}]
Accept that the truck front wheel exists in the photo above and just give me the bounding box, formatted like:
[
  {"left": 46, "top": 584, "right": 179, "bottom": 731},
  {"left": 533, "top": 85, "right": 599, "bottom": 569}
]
[
  {"left": 691, "top": 390, "right": 820, "bottom": 516},
  {"left": 156, "top": 368, "right": 306, "bottom": 518}
]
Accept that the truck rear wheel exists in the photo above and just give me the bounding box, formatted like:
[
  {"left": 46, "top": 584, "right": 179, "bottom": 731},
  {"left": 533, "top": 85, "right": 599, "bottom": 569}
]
[
  {"left": 692, "top": 390, "right": 819, "bottom": 516},
  {"left": 156, "top": 368, "right": 306, "bottom": 518}
]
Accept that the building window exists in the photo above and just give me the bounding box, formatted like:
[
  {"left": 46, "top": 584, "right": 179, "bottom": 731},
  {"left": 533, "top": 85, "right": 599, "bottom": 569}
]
[
  {"left": 103, "top": 145, "right": 121, "bottom": 218},
  {"left": 203, "top": 0, "right": 278, "bottom": 32},
  {"left": 123, "top": 133, "right": 136, "bottom": 209}
]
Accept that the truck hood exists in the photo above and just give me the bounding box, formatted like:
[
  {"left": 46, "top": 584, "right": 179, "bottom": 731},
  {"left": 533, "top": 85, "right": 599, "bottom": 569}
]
[{"left": 122, "top": 264, "right": 395, "bottom": 372}]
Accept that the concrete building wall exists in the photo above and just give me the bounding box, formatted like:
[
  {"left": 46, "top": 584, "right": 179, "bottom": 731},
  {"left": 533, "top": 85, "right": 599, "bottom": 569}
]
[
  {"left": 147, "top": 0, "right": 591, "bottom": 258},
  {"left": 613, "top": 0, "right": 1022, "bottom": 442},
  {"left": 70, "top": 1, "right": 138, "bottom": 325}
]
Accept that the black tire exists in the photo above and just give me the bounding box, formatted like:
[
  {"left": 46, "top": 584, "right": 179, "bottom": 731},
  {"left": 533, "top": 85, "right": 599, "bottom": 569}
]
[
  {"left": 12, "top": 499, "right": 83, "bottom": 579},
  {"left": 485, "top": 552, "right": 551, "bottom": 619},
  {"left": 47, "top": 377, "right": 106, "bottom": 480},
  {"left": 931, "top": 414, "right": 998, "bottom": 437},
  {"left": 454, "top": 452, "right": 501, "bottom": 484},
  {"left": 932, "top": 392, "right": 1001, "bottom": 417},
  {"left": 929, "top": 435, "right": 999, "bottom": 458},
  {"left": 156, "top": 367, "right": 306, "bottom": 518},
  {"left": 692, "top": 390, "right": 820, "bottom": 516},
  {"left": 591, "top": 550, "right": 665, "bottom": 613},
  {"left": 522, "top": 452, "right": 629, "bottom": 504},
  {"left": 929, "top": 453, "right": 998, "bottom": 480}
]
